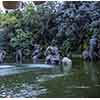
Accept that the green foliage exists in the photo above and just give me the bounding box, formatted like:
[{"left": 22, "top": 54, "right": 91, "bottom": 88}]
[
  {"left": 0, "top": 1, "right": 100, "bottom": 56},
  {"left": 10, "top": 29, "right": 33, "bottom": 48},
  {"left": 0, "top": 13, "right": 17, "bottom": 28}
]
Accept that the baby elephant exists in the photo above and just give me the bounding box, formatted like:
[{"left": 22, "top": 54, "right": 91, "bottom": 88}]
[
  {"left": 61, "top": 57, "right": 72, "bottom": 73},
  {"left": 82, "top": 48, "right": 91, "bottom": 61},
  {"left": 32, "top": 44, "right": 41, "bottom": 64},
  {"left": 16, "top": 49, "right": 22, "bottom": 64},
  {"left": 0, "top": 49, "right": 6, "bottom": 64},
  {"left": 62, "top": 57, "right": 72, "bottom": 66}
]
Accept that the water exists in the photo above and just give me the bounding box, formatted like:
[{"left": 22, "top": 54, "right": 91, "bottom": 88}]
[{"left": 0, "top": 58, "right": 100, "bottom": 98}]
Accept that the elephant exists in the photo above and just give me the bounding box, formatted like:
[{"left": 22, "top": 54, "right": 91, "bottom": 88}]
[
  {"left": 62, "top": 57, "right": 72, "bottom": 66},
  {"left": 16, "top": 48, "right": 22, "bottom": 64},
  {"left": 0, "top": 49, "right": 6, "bottom": 64},
  {"left": 45, "top": 40, "right": 60, "bottom": 65},
  {"left": 82, "top": 47, "right": 98, "bottom": 61},
  {"left": 89, "top": 34, "right": 98, "bottom": 60},
  {"left": 82, "top": 48, "right": 91, "bottom": 61},
  {"left": 82, "top": 34, "right": 99, "bottom": 61},
  {"left": 45, "top": 53, "right": 60, "bottom": 65},
  {"left": 32, "top": 43, "right": 41, "bottom": 64}
]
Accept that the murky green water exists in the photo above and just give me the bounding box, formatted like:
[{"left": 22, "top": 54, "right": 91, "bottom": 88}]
[{"left": 0, "top": 58, "right": 100, "bottom": 98}]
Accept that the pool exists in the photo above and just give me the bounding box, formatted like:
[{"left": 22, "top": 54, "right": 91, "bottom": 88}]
[{"left": 0, "top": 58, "right": 100, "bottom": 98}]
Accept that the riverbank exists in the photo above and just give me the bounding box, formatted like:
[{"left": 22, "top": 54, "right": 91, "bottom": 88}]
[{"left": 4, "top": 54, "right": 82, "bottom": 64}]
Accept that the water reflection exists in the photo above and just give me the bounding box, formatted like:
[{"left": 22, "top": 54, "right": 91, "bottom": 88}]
[
  {"left": 0, "top": 59, "right": 100, "bottom": 97},
  {"left": 0, "top": 64, "right": 56, "bottom": 76},
  {"left": 62, "top": 63, "right": 72, "bottom": 74},
  {"left": 83, "top": 61, "right": 97, "bottom": 83}
]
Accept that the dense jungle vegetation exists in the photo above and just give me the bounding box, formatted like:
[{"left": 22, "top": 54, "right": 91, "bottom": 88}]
[{"left": 0, "top": 1, "right": 100, "bottom": 58}]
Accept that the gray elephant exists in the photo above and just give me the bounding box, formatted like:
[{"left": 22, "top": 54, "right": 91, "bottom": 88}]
[
  {"left": 16, "top": 48, "right": 22, "bottom": 64},
  {"left": 82, "top": 48, "right": 91, "bottom": 61},
  {"left": 45, "top": 40, "right": 60, "bottom": 65},
  {"left": 82, "top": 47, "right": 98, "bottom": 61},
  {"left": 0, "top": 48, "right": 6, "bottom": 64},
  {"left": 45, "top": 47, "right": 53, "bottom": 64},
  {"left": 32, "top": 43, "right": 41, "bottom": 64},
  {"left": 89, "top": 34, "right": 98, "bottom": 60}
]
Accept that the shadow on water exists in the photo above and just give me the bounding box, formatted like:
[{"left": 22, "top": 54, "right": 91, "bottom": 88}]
[
  {"left": 0, "top": 59, "right": 100, "bottom": 97},
  {"left": 83, "top": 61, "right": 98, "bottom": 84}
]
